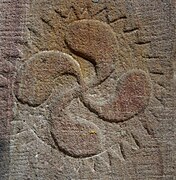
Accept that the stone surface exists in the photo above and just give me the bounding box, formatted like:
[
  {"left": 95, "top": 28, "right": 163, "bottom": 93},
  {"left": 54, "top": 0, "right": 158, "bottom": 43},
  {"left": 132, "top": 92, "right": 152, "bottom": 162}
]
[
  {"left": 15, "top": 51, "right": 82, "bottom": 106},
  {"left": 0, "top": 0, "right": 175, "bottom": 179},
  {"left": 66, "top": 19, "right": 117, "bottom": 84},
  {"left": 82, "top": 69, "right": 151, "bottom": 122}
]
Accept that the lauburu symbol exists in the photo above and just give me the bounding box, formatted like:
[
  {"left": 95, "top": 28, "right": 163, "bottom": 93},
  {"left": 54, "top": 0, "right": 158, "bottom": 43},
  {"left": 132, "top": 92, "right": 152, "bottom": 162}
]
[{"left": 14, "top": 19, "right": 151, "bottom": 158}]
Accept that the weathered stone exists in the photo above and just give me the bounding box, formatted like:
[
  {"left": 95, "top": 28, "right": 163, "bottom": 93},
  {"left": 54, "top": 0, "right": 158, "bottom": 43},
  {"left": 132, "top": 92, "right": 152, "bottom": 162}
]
[
  {"left": 1, "top": 0, "right": 175, "bottom": 179},
  {"left": 66, "top": 19, "right": 118, "bottom": 84},
  {"left": 14, "top": 51, "right": 82, "bottom": 106},
  {"left": 82, "top": 69, "right": 151, "bottom": 122},
  {"left": 51, "top": 115, "right": 102, "bottom": 158}
]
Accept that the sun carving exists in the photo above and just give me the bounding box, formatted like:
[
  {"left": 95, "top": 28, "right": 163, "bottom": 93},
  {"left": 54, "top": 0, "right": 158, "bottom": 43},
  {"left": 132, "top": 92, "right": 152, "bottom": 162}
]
[{"left": 14, "top": 1, "right": 152, "bottom": 158}]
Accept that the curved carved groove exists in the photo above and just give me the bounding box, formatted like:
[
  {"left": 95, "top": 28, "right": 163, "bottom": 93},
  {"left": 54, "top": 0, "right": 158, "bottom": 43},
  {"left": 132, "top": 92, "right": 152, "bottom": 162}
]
[
  {"left": 50, "top": 113, "right": 102, "bottom": 158},
  {"left": 65, "top": 19, "right": 118, "bottom": 84},
  {"left": 82, "top": 69, "right": 152, "bottom": 122},
  {"left": 14, "top": 51, "right": 83, "bottom": 106}
]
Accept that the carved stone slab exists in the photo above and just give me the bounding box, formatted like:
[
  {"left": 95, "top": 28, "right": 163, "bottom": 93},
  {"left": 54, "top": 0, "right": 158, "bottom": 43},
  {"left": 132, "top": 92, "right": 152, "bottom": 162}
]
[{"left": 0, "top": 0, "right": 175, "bottom": 179}]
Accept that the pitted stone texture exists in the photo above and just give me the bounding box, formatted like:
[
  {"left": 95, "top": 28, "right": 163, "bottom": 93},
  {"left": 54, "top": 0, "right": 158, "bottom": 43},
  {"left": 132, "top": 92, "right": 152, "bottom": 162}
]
[
  {"left": 51, "top": 114, "right": 102, "bottom": 158},
  {"left": 10, "top": 0, "right": 175, "bottom": 179},
  {"left": 14, "top": 20, "right": 152, "bottom": 160},
  {"left": 14, "top": 51, "right": 82, "bottom": 106},
  {"left": 83, "top": 70, "right": 151, "bottom": 122},
  {"left": 66, "top": 19, "right": 118, "bottom": 84}
]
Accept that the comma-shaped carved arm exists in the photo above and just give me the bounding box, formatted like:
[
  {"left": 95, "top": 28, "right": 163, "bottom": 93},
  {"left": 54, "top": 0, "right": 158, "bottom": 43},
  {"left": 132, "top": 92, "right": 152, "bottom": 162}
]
[
  {"left": 66, "top": 19, "right": 118, "bottom": 85},
  {"left": 50, "top": 103, "right": 102, "bottom": 158},
  {"left": 82, "top": 69, "right": 152, "bottom": 122},
  {"left": 14, "top": 51, "right": 82, "bottom": 106}
]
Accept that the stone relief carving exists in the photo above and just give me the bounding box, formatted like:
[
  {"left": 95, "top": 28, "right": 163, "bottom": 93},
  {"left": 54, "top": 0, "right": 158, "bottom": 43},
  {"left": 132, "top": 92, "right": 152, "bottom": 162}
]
[
  {"left": 14, "top": 19, "right": 152, "bottom": 158},
  {"left": 9, "top": 1, "right": 170, "bottom": 178}
]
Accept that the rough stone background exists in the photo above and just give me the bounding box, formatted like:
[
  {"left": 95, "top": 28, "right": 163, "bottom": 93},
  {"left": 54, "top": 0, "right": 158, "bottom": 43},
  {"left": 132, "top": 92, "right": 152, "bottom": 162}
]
[{"left": 0, "top": 0, "right": 175, "bottom": 179}]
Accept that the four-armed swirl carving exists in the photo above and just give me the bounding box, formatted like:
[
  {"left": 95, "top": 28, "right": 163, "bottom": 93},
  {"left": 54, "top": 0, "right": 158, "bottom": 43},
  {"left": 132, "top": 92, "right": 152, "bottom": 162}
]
[{"left": 14, "top": 20, "right": 152, "bottom": 158}]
